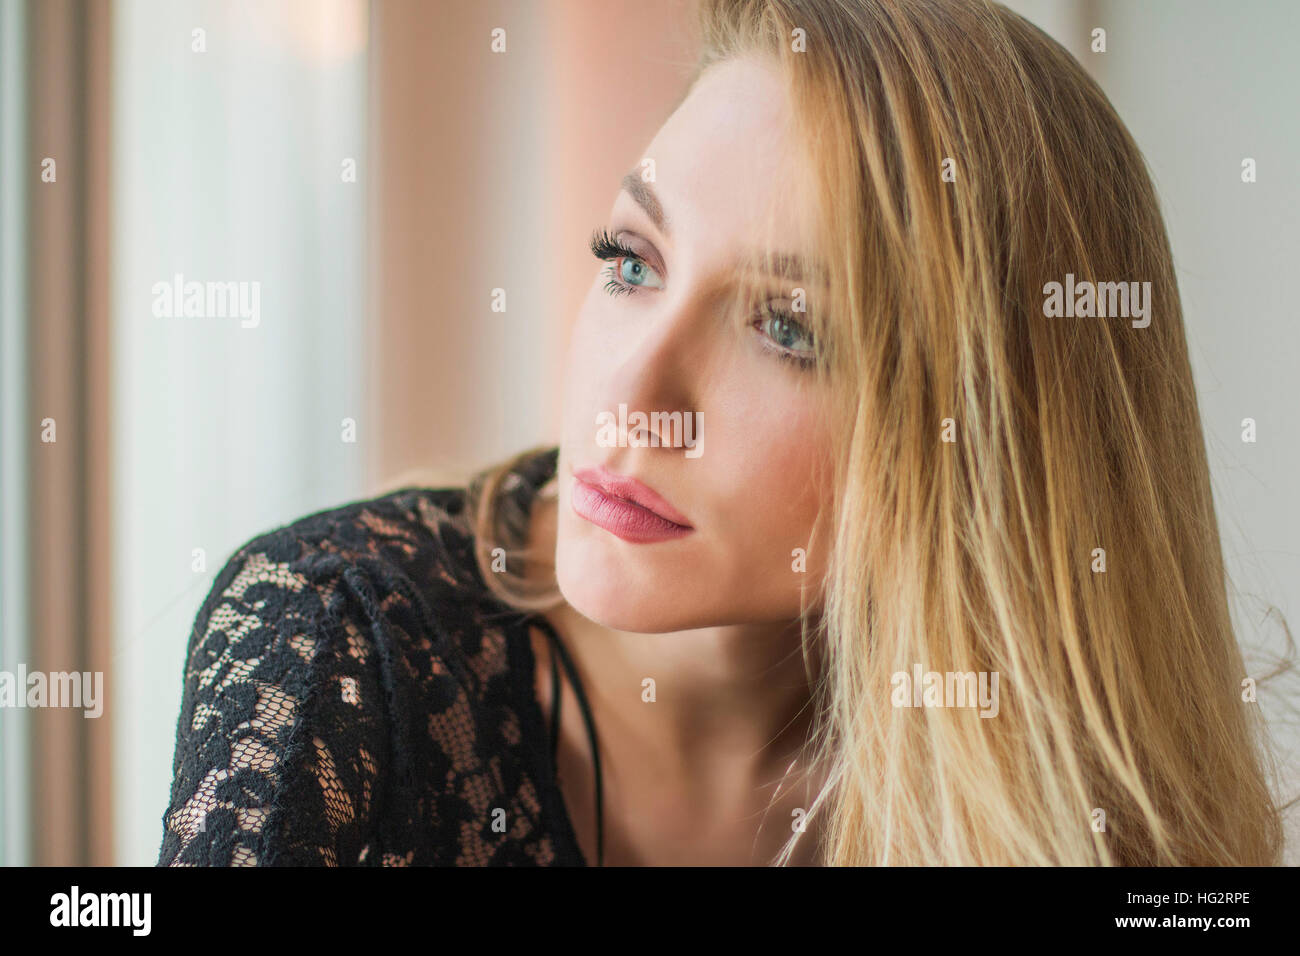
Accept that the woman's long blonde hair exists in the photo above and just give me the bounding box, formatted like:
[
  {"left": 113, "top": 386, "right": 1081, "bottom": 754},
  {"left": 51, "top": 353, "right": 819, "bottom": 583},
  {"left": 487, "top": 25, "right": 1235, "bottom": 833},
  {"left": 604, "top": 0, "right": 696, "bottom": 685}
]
[{"left": 466, "top": 0, "right": 1291, "bottom": 865}]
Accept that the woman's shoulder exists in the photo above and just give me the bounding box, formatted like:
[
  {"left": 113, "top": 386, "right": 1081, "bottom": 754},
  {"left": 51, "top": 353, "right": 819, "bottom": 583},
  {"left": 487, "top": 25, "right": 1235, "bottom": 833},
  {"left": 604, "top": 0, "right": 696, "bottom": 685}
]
[
  {"left": 159, "top": 449, "right": 562, "bottom": 865},
  {"left": 183, "top": 484, "right": 483, "bottom": 675},
  {"left": 230, "top": 482, "right": 475, "bottom": 583},
  {"left": 225, "top": 444, "right": 559, "bottom": 598},
  {"left": 186, "top": 457, "right": 554, "bottom": 709}
]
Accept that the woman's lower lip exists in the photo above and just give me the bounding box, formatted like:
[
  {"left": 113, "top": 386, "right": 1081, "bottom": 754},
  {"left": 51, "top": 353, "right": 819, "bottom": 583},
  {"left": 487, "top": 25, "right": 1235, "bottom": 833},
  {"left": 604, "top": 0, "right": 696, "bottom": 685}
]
[{"left": 571, "top": 477, "right": 694, "bottom": 543}]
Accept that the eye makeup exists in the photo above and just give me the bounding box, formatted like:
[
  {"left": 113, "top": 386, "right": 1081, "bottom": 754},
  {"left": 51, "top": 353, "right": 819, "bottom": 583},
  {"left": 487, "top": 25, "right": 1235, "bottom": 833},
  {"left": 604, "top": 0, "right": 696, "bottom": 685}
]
[{"left": 588, "top": 226, "right": 819, "bottom": 370}]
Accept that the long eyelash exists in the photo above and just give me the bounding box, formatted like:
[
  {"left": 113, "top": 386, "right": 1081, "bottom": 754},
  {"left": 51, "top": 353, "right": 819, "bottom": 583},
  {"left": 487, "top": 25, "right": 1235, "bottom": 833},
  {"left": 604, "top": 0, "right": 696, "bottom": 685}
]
[
  {"left": 600, "top": 267, "right": 635, "bottom": 297},
  {"left": 589, "top": 227, "right": 640, "bottom": 264}
]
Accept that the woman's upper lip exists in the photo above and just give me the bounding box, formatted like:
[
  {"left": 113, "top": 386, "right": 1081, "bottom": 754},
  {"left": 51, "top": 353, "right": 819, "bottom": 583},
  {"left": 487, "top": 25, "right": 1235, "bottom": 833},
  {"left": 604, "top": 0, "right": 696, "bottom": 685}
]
[{"left": 572, "top": 465, "right": 694, "bottom": 528}]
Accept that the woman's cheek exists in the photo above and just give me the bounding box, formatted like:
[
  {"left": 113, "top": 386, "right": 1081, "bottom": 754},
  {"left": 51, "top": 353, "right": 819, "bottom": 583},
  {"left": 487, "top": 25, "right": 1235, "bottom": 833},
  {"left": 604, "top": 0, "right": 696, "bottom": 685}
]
[
  {"left": 707, "top": 398, "right": 826, "bottom": 608},
  {"left": 564, "top": 297, "right": 632, "bottom": 432},
  {"left": 561, "top": 333, "right": 605, "bottom": 444}
]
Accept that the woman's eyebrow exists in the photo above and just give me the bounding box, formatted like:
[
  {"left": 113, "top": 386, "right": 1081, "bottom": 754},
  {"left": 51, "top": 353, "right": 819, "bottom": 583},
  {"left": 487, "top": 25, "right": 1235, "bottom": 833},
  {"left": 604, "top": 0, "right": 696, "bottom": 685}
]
[
  {"left": 742, "top": 251, "right": 824, "bottom": 285},
  {"left": 619, "top": 170, "right": 825, "bottom": 285},
  {"left": 620, "top": 171, "right": 670, "bottom": 238}
]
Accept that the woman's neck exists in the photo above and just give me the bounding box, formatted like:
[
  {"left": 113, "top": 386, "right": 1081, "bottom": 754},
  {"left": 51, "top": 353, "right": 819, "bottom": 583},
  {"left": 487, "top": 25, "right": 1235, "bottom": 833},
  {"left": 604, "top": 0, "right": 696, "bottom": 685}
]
[{"left": 525, "top": 482, "right": 827, "bottom": 863}]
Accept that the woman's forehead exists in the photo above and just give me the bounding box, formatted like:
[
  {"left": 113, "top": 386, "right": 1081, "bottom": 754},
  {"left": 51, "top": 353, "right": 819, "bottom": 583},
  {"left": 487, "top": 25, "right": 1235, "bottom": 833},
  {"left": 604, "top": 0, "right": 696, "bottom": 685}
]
[{"left": 630, "top": 58, "right": 818, "bottom": 266}]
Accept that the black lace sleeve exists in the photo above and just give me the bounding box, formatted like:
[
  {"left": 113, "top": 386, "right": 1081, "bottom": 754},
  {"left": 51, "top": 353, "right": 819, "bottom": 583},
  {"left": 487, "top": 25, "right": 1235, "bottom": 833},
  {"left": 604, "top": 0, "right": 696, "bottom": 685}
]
[
  {"left": 156, "top": 452, "right": 584, "bottom": 867},
  {"left": 157, "top": 527, "right": 391, "bottom": 866}
]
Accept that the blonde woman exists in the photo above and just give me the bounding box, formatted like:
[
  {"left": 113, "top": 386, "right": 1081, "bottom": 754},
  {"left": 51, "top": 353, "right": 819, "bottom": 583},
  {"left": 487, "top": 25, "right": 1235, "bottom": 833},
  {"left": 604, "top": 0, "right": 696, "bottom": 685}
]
[{"left": 158, "top": 0, "right": 1288, "bottom": 866}]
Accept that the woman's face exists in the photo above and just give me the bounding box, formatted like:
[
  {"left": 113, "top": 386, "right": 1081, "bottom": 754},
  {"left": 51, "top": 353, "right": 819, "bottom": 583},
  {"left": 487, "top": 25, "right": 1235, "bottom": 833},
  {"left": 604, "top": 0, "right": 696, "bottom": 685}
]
[{"left": 554, "top": 54, "right": 834, "bottom": 633}]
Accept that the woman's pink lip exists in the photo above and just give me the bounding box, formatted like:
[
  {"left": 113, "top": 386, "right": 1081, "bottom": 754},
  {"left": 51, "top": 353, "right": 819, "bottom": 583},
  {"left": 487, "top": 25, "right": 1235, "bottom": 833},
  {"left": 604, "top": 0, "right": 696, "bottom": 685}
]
[
  {"left": 570, "top": 466, "right": 694, "bottom": 543},
  {"left": 571, "top": 479, "right": 694, "bottom": 543},
  {"left": 572, "top": 466, "right": 693, "bottom": 527}
]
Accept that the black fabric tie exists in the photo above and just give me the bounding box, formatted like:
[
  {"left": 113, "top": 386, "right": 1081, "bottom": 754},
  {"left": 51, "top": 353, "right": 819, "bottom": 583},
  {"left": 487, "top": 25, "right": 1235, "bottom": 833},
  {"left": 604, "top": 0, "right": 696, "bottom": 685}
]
[{"left": 530, "top": 613, "right": 603, "bottom": 867}]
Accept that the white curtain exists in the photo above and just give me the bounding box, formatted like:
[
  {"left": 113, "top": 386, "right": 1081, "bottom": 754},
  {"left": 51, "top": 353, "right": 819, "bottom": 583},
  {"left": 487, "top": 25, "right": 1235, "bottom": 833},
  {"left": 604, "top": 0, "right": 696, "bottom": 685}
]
[{"left": 110, "top": 0, "right": 368, "bottom": 864}]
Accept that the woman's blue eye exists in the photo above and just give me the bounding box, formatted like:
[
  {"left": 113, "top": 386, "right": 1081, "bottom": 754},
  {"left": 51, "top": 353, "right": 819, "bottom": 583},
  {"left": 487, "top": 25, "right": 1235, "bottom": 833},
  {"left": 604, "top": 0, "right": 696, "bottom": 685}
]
[
  {"left": 598, "top": 257, "right": 664, "bottom": 298},
  {"left": 620, "top": 258, "right": 652, "bottom": 287},
  {"left": 590, "top": 228, "right": 666, "bottom": 295},
  {"left": 756, "top": 306, "right": 816, "bottom": 359}
]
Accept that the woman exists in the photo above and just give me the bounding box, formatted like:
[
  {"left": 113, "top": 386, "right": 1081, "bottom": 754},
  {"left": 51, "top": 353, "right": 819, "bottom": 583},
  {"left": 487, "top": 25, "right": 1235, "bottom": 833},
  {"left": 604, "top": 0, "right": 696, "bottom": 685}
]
[{"left": 157, "top": 0, "right": 1287, "bottom": 866}]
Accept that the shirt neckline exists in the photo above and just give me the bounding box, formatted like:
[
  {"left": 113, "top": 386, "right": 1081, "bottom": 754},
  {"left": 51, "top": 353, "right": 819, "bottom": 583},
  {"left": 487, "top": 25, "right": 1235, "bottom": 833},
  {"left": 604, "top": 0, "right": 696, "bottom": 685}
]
[{"left": 506, "top": 617, "right": 589, "bottom": 867}]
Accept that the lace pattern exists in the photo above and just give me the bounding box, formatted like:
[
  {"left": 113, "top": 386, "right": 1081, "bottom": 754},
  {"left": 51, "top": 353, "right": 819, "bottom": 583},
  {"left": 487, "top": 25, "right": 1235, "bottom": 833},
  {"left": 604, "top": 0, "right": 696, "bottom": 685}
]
[{"left": 156, "top": 448, "right": 582, "bottom": 866}]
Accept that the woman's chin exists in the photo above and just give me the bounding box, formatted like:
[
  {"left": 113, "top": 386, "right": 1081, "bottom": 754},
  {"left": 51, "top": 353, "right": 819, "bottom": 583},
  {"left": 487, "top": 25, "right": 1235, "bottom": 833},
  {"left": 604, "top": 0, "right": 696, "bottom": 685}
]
[
  {"left": 555, "top": 561, "right": 662, "bottom": 634},
  {"left": 553, "top": 542, "right": 701, "bottom": 634}
]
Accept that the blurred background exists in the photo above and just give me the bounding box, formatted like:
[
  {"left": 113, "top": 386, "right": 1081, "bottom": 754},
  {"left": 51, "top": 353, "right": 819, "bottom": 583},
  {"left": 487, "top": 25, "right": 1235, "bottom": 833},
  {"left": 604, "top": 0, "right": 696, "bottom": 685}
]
[{"left": 0, "top": 0, "right": 1296, "bottom": 866}]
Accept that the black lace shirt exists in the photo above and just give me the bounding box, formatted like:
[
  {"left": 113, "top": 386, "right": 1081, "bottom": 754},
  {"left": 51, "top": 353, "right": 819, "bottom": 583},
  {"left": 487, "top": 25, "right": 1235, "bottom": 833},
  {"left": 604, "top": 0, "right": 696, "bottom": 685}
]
[{"left": 156, "top": 447, "right": 589, "bottom": 866}]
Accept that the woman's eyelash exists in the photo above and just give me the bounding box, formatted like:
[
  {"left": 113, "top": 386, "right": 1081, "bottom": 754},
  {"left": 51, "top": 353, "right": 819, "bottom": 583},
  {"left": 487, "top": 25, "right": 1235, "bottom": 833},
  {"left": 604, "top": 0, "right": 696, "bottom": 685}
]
[
  {"left": 589, "top": 226, "right": 818, "bottom": 369},
  {"left": 589, "top": 228, "right": 649, "bottom": 298},
  {"left": 589, "top": 227, "right": 640, "bottom": 265}
]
